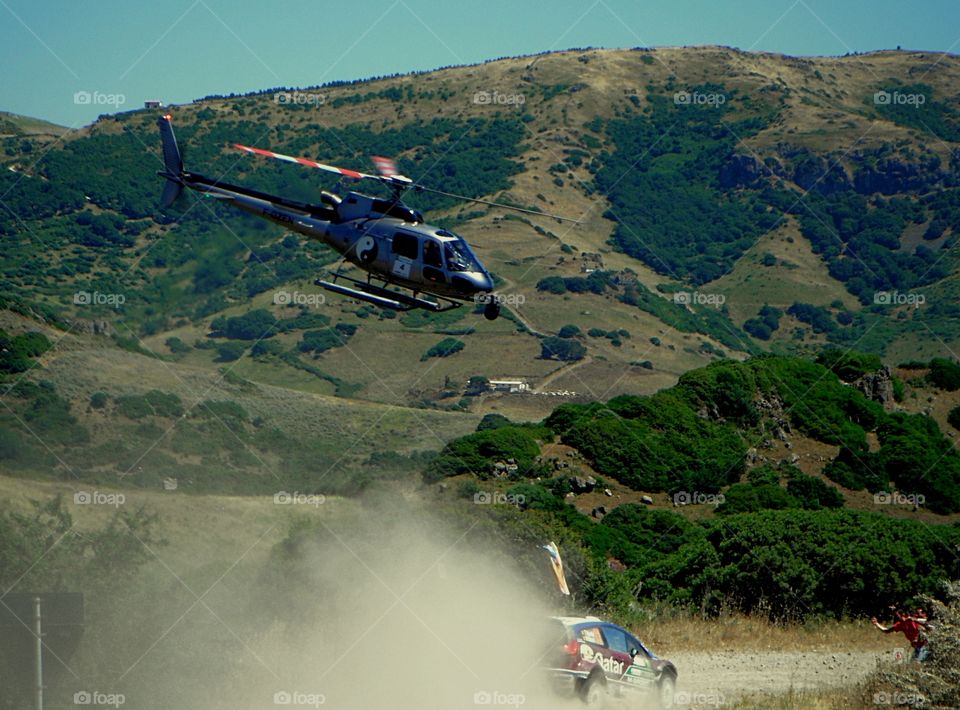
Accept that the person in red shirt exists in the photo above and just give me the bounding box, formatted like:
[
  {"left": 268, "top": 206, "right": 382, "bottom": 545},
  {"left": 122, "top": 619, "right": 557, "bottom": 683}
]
[{"left": 872, "top": 609, "right": 929, "bottom": 662}]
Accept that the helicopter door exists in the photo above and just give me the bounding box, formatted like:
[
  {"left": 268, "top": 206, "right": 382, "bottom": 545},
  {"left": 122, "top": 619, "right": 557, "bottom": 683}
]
[
  {"left": 390, "top": 231, "right": 420, "bottom": 281},
  {"left": 422, "top": 237, "right": 446, "bottom": 285}
]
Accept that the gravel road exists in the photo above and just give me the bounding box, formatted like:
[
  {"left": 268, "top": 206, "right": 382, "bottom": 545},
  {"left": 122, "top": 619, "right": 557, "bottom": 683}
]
[{"left": 669, "top": 649, "right": 887, "bottom": 706}]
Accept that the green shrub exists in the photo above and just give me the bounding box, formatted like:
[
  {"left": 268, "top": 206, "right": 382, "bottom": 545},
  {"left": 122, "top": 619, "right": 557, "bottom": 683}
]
[
  {"left": 115, "top": 390, "right": 184, "bottom": 419},
  {"left": 422, "top": 338, "right": 465, "bottom": 361},
  {"left": 211, "top": 309, "right": 277, "bottom": 340},
  {"left": 196, "top": 400, "right": 248, "bottom": 423},
  {"left": 716, "top": 483, "right": 797, "bottom": 514},
  {"left": 948, "top": 405, "right": 960, "bottom": 430},
  {"left": 928, "top": 358, "right": 960, "bottom": 390},
  {"left": 477, "top": 413, "right": 511, "bottom": 431},
  {"left": 815, "top": 348, "right": 882, "bottom": 382},
  {"left": 114, "top": 394, "right": 152, "bottom": 419},
  {"left": 165, "top": 336, "right": 190, "bottom": 354},
  {"left": 785, "top": 469, "right": 845, "bottom": 509},
  {"left": 216, "top": 341, "right": 246, "bottom": 362},
  {"left": 0, "top": 331, "right": 51, "bottom": 373},
  {"left": 424, "top": 426, "right": 542, "bottom": 481},
  {"left": 298, "top": 329, "right": 347, "bottom": 353}
]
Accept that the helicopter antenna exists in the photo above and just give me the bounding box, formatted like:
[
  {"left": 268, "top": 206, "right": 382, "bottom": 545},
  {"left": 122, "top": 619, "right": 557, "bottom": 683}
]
[{"left": 409, "top": 184, "right": 580, "bottom": 223}]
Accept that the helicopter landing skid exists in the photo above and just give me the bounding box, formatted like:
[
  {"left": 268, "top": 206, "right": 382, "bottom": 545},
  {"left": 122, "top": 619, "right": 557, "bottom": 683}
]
[{"left": 315, "top": 276, "right": 462, "bottom": 313}]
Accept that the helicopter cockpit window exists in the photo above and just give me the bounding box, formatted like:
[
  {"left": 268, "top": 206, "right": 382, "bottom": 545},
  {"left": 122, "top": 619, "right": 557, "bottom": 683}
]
[
  {"left": 423, "top": 239, "right": 443, "bottom": 268},
  {"left": 437, "top": 230, "right": 482, "bottom": 272},
  {"left": 391, "top": 232, "right": 419, "bottom": 260},
  {"left": 444, "top": 241, "right": 472, "bottom": 272}
]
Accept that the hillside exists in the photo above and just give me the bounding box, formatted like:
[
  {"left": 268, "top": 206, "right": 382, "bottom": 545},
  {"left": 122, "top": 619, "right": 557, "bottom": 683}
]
[
  {"left": 0, "top": 110, "right": 68, "bottom": 137},
  {"left": 423, "top": 351, "right": 960, "bottom": 630},
  {"left": 3, "top": 48, "right": 960, "bottom": 424}
]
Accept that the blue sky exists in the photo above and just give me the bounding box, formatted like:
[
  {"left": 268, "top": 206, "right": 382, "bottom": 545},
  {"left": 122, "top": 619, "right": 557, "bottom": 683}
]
[{"left": 2, "top": 0, "right": 959, "bottom": 127}]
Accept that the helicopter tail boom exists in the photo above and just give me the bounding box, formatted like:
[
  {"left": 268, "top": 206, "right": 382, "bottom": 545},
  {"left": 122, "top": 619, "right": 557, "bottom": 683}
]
[{"left": 157, "top": 115, "right": 184, "bottom": 207}]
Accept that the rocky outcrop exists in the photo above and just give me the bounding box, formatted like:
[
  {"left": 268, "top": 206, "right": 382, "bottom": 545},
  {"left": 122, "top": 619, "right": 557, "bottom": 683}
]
[
  {"left": 569, "top": 475, "right": 597, "bottom": 494},
  {"left": 68, "top": 319, "right": 114, "bottom": 336},
  {"left": 854, "top": 366, "right": 895, "bottom": 404},
  {"left": 718, "top": 154, "right": 782, "bottom": 188},
  {"left": 791, "top": 154, "right": 852, "bottom": 194},
  {"left": 853, "top": 157, "right": 947, "bottom": 195}
]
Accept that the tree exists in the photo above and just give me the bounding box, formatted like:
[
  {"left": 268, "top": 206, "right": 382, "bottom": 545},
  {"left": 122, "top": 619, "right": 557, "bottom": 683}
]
[
  {"left": 536, "top": 276, "right": 567, "bottom": 294},
  {"left": 212, "top": 309, "right": 278, "bottom": 340},
  {"left": 540, "top": 336, "right": 586, "bottom": 361},
  {"left": 466, "top": 376, "right": 490, "bottom": 395}
]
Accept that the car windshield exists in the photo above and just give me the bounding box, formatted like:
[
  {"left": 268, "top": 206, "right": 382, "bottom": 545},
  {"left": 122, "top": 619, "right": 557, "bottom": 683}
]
[{"left": 438, "top": 230, "right": 481, "bottom": 272}]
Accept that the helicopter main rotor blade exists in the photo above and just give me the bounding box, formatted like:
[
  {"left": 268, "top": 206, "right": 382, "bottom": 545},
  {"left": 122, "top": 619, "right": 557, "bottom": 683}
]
[
  {"left": 233, "top": 143, "right": 577, "bottom": 222},
  {"left": 413, "top": 185, "right": 581, "bottom": 223},
  {"left": 233, "top": 144, "right": 416, "bottom": 192},
  {"left": 234, "top": 143, "right": 377, "bottom": 180}
]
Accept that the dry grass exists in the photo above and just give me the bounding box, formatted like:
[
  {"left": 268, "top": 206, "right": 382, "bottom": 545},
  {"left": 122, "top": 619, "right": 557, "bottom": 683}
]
[
  {"left": 726, "top": 688, "right": 862, "bottom": 710},
  {"left": 637, "top": 610, "right": 897, "bottom": 655}
]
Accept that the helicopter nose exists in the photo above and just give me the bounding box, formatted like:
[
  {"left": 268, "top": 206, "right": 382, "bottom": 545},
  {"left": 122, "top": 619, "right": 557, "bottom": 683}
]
[
  {"left": 453, "top": 272, "right": 494, "bottom": 294},
  {"left": 477, "top": 272, "right": 495, "bottom": 293}
]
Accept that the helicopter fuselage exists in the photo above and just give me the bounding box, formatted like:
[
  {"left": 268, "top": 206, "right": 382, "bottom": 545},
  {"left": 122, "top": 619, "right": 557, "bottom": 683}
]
[{"left": 176, "top": 171, "right": 494, "bottom": 302}]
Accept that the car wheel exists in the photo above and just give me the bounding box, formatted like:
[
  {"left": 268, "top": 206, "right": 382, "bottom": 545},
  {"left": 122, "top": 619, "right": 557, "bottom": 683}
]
[
  {"left": 580, "top": 674, "right": 605, "bottom": 709},
  {"left": 657, "top": 674, "right": 676, "bottom": 710}
]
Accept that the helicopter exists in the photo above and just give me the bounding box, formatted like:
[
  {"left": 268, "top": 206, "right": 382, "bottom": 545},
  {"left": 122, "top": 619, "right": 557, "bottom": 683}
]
[{"left": 156, "top": 115, "right": 577, "bottom": 320}]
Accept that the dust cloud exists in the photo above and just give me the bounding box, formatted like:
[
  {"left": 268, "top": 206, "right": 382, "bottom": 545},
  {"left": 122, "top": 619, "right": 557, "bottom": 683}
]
[{"left": 70, "top": 500, "right": 582, "bottom": 710}]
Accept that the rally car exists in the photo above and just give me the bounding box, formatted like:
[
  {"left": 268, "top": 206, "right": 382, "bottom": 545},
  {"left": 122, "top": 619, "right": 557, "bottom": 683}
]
[{"left": 544, "top": 616, "right": 677, "bottom": 709}]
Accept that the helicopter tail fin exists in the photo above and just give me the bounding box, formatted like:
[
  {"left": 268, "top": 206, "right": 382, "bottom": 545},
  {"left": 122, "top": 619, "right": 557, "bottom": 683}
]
[{"left": 157, "top": 114, "right": 184, "bottom": 207}]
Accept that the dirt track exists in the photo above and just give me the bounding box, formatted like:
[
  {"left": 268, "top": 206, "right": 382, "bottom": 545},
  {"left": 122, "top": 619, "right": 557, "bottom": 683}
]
[{"left": 670, "top": 649, "right": 888, "bottom": 706}]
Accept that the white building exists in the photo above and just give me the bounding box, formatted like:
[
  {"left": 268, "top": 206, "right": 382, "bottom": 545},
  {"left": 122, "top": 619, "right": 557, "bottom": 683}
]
[{"left": 489, "top": 379, "right": 529, "bottom": 393}]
